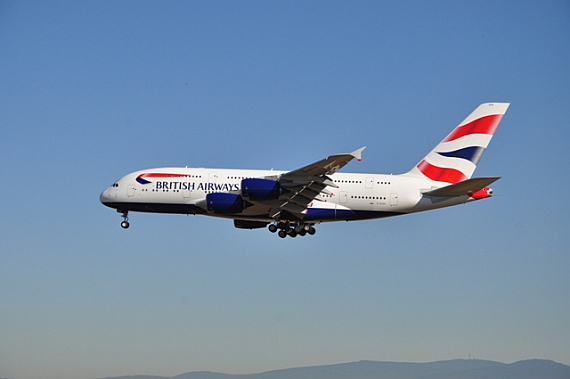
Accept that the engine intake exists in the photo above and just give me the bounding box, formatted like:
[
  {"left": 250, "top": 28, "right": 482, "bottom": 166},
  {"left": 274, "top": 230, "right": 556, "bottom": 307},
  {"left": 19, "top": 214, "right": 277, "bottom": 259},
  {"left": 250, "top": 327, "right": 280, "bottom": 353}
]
[{"left": 241, "top": 178, "right": 281, "bottom": 201}]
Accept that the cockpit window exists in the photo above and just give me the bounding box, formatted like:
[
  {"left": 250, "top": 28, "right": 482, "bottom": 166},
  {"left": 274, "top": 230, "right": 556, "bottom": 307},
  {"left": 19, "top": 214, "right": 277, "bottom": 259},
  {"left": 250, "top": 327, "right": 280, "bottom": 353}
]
[{"left": 112, "top": 183, "right": 119, "bottom": 187}]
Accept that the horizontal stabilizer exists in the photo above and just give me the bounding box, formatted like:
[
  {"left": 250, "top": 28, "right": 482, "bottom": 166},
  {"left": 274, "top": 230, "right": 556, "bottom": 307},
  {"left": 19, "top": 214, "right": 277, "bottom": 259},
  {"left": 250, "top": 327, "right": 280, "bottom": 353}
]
[{"left": 422, "top": 177, "right": 500, "bottom": 197}]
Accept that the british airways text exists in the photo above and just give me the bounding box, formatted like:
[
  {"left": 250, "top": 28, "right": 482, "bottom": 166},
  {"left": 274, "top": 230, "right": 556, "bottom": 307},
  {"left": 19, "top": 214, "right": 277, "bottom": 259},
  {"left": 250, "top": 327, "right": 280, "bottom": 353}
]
[{"left": 155, "top": 181, "right": 240, "bottom": 192}]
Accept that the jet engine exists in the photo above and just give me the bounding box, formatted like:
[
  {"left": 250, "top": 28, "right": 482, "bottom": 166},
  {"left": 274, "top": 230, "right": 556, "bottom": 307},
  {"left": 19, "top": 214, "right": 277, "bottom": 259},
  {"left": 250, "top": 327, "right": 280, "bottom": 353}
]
[
  {"left": 206, "top": 193, "right": 244, "bottom": 214},
  {"left": 241, "top": 178, "right": 281, "bottom": 201}
]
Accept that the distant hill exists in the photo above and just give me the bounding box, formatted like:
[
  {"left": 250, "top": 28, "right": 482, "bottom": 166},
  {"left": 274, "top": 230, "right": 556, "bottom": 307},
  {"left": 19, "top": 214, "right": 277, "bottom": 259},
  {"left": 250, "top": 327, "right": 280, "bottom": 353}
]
[{"left": 94, "top": 359, "right": 570, "bottom": 379}]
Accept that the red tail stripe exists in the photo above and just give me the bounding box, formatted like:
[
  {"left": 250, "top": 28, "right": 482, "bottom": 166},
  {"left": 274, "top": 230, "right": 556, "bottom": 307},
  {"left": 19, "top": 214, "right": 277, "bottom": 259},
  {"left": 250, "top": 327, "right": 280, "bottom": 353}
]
[
  {"left": 138, "top": 173, "right": 189, "bottom": 178},
  {"left": 417, "top": 160, "right": 468, "bottom": 183},
  {"left": 443, "top": 114, "right": 503, "bottom": 142}
]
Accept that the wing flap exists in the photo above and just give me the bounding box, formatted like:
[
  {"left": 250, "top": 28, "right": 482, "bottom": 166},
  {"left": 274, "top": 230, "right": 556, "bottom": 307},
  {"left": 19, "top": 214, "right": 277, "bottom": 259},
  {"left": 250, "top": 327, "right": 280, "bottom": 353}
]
[
  {"left": 283, "top": 194, "right": 309, "bottom": 207},
  {"left": 280, "top": 202, "right": 306, "bottom": 214}
]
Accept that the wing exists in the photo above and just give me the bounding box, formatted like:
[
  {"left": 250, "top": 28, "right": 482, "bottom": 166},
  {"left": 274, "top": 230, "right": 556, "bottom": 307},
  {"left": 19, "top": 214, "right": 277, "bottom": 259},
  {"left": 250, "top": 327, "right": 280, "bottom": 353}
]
[{"left": 270, "top": 147, "right": 366, "bottom": 219}]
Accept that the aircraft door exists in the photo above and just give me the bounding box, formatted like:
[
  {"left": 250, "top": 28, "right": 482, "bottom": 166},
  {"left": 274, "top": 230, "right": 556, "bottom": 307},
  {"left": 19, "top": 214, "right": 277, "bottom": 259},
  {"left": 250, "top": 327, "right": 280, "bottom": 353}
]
[
  {"left": 340, "top": 191, "right": 348, "bottom": 204},
  {"left": 390, "top": 193, "right": 398, "bottom": 206},
  {"left": 127, "top": 184, "right": 136, "bottom": 197},
  {"left": 366, "top": 177, "right": 374, "bottom": 189}
]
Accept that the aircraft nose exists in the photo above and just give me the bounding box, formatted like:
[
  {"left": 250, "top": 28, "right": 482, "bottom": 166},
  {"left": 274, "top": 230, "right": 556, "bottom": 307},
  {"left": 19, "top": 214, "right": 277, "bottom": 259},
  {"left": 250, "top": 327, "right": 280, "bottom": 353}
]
[
  {"left": 100, "top": 187, "right": 114, "bottom": 206},
  {"left": 100, "top": 189, "right": 109, "bottom": 204}
]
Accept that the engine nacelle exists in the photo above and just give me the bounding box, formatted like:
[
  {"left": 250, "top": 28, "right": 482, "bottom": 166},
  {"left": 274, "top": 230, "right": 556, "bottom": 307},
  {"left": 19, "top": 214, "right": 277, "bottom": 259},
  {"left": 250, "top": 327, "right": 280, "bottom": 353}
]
[
  {"left": 206, "top": 193, "right": 244, "bottom": 214},
  {"left": 241, "top": 178, "right": 281, "bottom": 201}
]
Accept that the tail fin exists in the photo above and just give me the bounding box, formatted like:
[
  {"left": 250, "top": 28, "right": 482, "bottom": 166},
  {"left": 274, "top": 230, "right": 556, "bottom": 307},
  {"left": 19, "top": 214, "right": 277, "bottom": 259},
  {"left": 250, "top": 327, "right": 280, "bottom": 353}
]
[{"left": 405, "top": 102, "right": 510, "bottom": 184}]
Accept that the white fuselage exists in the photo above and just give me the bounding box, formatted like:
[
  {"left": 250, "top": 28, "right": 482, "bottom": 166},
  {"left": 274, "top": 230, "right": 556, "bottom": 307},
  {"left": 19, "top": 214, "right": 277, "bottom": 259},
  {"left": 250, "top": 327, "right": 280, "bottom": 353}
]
[{"left": 100, "top": 167, "right": 475, "bottom": 223}]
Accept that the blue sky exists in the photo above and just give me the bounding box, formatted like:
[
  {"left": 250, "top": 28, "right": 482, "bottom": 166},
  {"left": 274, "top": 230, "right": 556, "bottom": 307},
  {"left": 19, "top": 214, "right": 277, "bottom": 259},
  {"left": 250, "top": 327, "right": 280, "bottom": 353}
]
[{"left": 1, "top": 1, "right": 569, "bottom": 378}]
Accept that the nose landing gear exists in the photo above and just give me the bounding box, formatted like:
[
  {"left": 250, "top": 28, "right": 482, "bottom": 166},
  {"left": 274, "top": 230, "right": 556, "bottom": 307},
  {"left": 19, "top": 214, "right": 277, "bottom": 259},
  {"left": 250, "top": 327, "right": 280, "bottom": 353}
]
[{"left": 119, "top": 210, "right": 129, "bottom": 229}]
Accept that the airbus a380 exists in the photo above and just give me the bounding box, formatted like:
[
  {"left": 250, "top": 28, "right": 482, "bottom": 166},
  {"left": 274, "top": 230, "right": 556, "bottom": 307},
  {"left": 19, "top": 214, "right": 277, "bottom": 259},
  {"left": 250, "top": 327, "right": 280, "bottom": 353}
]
[{"left": 100, "top": 103, "right": 509, "bottom": 238}]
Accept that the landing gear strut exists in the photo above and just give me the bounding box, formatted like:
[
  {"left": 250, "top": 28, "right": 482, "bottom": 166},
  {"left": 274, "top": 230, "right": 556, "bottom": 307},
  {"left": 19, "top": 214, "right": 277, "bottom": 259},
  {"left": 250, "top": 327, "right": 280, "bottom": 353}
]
[
  {"left": 270, "top": 222, "right": 316, "bottom": 238},
  {"left": 119, "top": 210, "right": 129, "bottom": 229}
]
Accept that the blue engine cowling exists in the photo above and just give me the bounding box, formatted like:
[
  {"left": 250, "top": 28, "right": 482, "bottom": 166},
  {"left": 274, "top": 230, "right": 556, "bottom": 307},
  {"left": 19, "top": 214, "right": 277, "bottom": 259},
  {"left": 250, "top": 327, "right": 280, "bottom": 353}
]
[
  {"left": 241, "top": 178, "right": 281, "bottom": 201},
  {"left": 206, "top": 193, "right": 244, "bottom": 214}
]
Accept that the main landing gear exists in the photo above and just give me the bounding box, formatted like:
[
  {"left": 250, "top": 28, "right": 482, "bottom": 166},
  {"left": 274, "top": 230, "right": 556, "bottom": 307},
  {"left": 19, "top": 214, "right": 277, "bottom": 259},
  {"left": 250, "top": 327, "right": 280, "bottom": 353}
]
[
  {"left": 119, "top": 210, "right": 130, "bottom": 229},
  {"left": 268, "top": 222, "right": 316, "bottom": 238}
]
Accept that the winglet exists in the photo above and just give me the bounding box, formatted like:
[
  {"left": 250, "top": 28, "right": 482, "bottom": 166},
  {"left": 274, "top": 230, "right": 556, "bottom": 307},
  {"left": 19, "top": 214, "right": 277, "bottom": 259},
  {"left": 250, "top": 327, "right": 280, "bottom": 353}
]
[{"left": 352, "top": 146, "right": 366, "bottom": 162}]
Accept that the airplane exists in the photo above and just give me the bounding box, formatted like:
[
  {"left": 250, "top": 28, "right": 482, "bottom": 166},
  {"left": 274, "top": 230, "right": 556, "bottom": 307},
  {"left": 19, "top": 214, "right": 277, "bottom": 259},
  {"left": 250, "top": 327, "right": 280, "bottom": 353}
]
[{"left": 100, "top": 102, "right": 509, "bottom": 238}]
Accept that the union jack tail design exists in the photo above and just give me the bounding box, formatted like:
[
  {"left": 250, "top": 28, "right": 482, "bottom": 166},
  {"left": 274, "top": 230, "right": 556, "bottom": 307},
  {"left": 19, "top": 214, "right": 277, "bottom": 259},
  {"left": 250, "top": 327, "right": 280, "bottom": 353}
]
[{"left": 406, "top": 103, "right": 510, "bottom": 184}]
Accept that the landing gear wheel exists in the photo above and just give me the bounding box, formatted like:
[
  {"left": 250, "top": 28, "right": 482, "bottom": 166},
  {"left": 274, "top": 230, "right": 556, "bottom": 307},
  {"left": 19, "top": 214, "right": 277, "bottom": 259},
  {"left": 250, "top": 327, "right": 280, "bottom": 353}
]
[
  {"left": 308, "top": 226, "right": 316, "bottom": 235},
  {"left": 278, "top": 230, "right": 287, "bottom": 238},
  {"left": 119, "top": 210, "right": 129, "bottom": 229},
  {"left": 287, "top": 229, "right": 297, "bottom": 238},
  {"left": 268, "top": 224, "right": 278, "bottom": 233},
  {"left": 298, "top": 229, "right": 307, "bottom": 236}
]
